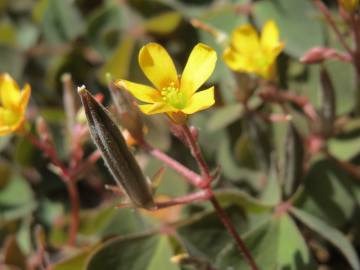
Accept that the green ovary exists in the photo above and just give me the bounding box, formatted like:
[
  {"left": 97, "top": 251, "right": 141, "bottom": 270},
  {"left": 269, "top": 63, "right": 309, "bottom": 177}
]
[{"left": 161, "top": 84, "right": 187, "bottom": 110}]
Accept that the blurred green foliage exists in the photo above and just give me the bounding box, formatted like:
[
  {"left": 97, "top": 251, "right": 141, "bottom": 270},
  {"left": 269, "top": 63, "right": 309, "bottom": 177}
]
[{"left": 0, "top": 0, "right": 360, "bottom": 269}]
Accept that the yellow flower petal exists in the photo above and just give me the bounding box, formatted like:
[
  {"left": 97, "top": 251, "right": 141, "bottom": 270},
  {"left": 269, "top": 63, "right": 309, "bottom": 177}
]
[
  {"left": 0, "top": 107, "right": 24, "bottom": 135},
  {"left": 116, "top": 80, "right": 161, "bottom": 103},
  {"left": 231, "top": 24, "right": 260, "bottom": 54},
  {"left": 339, "top": 0, "right": 359, "bottom": 12},
  {"left": 139, "top": 102, "right": 175, "bottom": 115},
  {"left": 223, "top": 47, "right": 253, "bottom": 72},
  {"left": 0, "top": 107, "right": 18, "bottom": 125},
  {"left": 261, "top": 20, "right": 281, "bottom": 50},
  {"left": 138, "top": 43, "right": 179, "bottom": 90},
  {"left": 182, "top": 86, "right": 215, "bottom": 114},
  {"left": 19, "top": 84, "right": 31, "bottom": 112},
  {"left": 259, "top": 63, "right": 276, "bottom": 80},
  {"left": 180, "top": 43, "right": 217, "bottom": 97},
  {"left": 0, "top": 126, "right": 12, "bottom": 136},
  {"left": 0, "top": 73, "right": 21, "bottom": 110}
]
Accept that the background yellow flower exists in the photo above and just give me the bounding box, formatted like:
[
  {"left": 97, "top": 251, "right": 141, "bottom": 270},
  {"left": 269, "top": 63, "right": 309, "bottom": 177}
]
[
  {"left": 339, "top": 0, "right": 359, "bottom": 12},
  {"left": 223, "top": 20, "right": 284, "bottom": 80},
  {"left": 116, "top": 42, "right": 217, "bottom": 124},
  {"left": 0, "top": 73, "right": 31, "bottom": 136}
]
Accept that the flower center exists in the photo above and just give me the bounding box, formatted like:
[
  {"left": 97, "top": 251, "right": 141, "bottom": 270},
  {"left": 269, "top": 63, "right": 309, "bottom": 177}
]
[{"left": 161, "top": 82, "right": 187, "bottom": 110}]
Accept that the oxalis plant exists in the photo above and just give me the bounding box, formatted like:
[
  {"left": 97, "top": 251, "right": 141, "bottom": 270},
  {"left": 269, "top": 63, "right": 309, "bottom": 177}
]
[{"left": 1, "top": 0, "right": 360, "bottom": 270}]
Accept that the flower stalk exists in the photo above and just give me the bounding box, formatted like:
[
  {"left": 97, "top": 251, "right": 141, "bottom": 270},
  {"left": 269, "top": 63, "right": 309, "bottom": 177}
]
[
  {"left": 179, "top": 123, "right": 259, "bottom": 270},
  {"left": 25, "top": 132, "right": 80, "bottom": 246}
]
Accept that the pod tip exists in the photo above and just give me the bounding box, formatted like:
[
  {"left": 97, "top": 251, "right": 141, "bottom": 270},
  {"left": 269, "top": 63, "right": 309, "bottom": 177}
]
[{"left": 77, "top": 85, "right": 87, "bottom": 94}]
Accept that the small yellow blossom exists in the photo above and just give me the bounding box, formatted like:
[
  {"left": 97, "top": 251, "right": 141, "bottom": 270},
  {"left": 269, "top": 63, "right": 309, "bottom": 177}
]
[
  {"left": 116, "top": 43, "right": 217, "bottom": 124},
  {"left": 223, "top": 20, "right": 284, "bottom": 80},
  {"left": 338, "top": 0, "right": 359, "bottom": 12},
  {"left": 0, "top": 73, "right": 31, "bottom": 136}
]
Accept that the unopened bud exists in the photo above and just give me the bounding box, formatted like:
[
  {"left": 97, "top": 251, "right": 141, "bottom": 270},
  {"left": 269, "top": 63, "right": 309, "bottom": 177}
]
[
  {"left": 111, "top": 80, "right": 145, "bottom": 144},
  {"left": 36, "top": 116, "right": 53, "bottom": 145},
  {"left": 300, "top": 47, "right": 351, "bottom": 64},
  {"left": 78, "top": 86, "right": 155, "bottom": 209}
]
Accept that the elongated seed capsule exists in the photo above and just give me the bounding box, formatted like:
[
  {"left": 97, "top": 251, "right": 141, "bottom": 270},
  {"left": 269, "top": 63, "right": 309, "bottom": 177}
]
[{"left": 78, "top": 86, "right": 155, "bottom": 209}]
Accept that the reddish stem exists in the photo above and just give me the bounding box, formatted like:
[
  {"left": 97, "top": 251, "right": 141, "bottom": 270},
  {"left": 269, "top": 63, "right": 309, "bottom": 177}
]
[
  {"left": 210, "top": 196, "right": 259, "bottom": 270},
  {"left": 26, "top": 133, "right": 69, "bottom": 178},
  {"left": 259, "top": 88, "right": 319, "bottom": 122},
  {"left": 71, "top": 149, "right": 102, "bottom": 179},
  {"left": 154, "top": 189, "right": 213, "bottom": 209},
  {"left": 314, "top": 0, "right": 353, "bottom": 55},
  {"left": 180, "top": 124, "right": 259, "bottom": 270},
  {"left": 25, "top": 133, "right": 79, "bottom": 246},
  {"left": 66, "top": 179, "right": 80, "bottom": 246},
  {"left": 181, "top": 125, "right": 211, "bottom": 183},
  {"left": 142, "top": 143, "right": 203, "bottom": 188}
]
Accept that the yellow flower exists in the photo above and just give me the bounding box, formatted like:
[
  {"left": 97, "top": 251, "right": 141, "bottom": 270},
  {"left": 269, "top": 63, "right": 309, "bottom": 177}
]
[
  {"left": 0, "top": 73, "right": 31, "bottom": 136},
  {"left": 339, "top": 0, "right": 359, "bottom": 12},
  {"left": 223, "top": 20, "right": 284, "bottom": 80},
  {"left": 116, "top": 43, "right": 217, "bottom": 124}
]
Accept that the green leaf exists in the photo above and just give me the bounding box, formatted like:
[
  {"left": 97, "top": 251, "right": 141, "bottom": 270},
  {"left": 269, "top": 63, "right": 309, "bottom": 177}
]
[
  {"left": 0, "top": 175, "right": 36, "bottom": 222},
  {"left": 217, "top": 214, "right": 315, "bottom": 270},
  {"left": 0, "top": 20, "right": 16, "bottom": 46},
  {"left": 53, "top": 245, "right": 98, "bottom": 270},
  {"left": 0, "top": 176, "right": 34, "bottom": 207},
  {"left": 86, "top": 2, "right": 123, "bottom": 55},
  {"left": 217, "top": 135, "right": 264, "bottom": 187},
  {"left": 78, "top": 206, "right": 117, "bottom": 237},
  {"left": 144, "top": 11, "right": 182, "bottom": 34},
  {"left": 0, "top": 46, "right": 25, "bottom": 79},
  {"left": 99, "top": 208, "right": 149, "bottom": 238},
  {"left": 86, "top": 234, "right": 180, "bottom": 270},
  {"left": 254, "top": 0, "right": 324, "bottom": 57},
  {"left": 207, "top": 104, "right": 243, "bottom": 131},
  {"left": 98, "top": 36, "right": 136, "bottom": 85},
  {"left": 291, "top": 207, "right": 360, "bottom": 270},
  {"left": 214, "top": 189, "right": 273, "bottom": 213},
  {"left": 328, "top": 136, "right": 360, "bottom": 161},
  {"left": 42, "top": 0, "right": 85, "bottom": 44},
  {"left": 145, "top": 160, "right": 188, "bottom": 198},
  {"left": 294, "top": 158, "right": 360, "bottom": 226},
  {"left": 177, "top": 205, "right": 262, "bottom": 261},
  {"left": 260, "top": 161, "right": 281, "bottom": 206}
]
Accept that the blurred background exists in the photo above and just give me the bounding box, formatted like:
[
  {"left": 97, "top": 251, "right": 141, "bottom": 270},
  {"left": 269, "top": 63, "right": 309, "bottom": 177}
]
[{"left": 0, "top": 0, "right": 360, "bottom": 269}]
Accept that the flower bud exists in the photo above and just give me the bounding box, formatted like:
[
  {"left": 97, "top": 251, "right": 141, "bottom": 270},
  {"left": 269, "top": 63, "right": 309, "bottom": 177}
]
[
  {"left": 78, "top": 86, "right": 155, "bottom": 209},
  {"left": 109, "top": 81, "right": 145, "bottom": 144},
  {"left": 300, "top": 47, "right": 351, "bottom": 64}
]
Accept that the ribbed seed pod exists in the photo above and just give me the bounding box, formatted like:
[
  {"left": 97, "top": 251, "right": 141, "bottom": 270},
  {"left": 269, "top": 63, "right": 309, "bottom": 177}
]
[{"left": 78, "top": 86, "right": 155, "bottom": 209}]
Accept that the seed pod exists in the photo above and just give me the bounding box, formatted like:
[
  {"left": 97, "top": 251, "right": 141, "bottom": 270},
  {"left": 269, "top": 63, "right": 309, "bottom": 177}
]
[
  {"left": 319, "top": 65, "right": 336, "bottom": 137},
  {"left": 78, "top": 86, "right": 155, "bottom": 209},
  {"left": 282, "top": 123, "right": 304, "bottom": 198}
]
